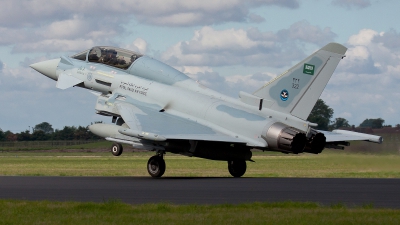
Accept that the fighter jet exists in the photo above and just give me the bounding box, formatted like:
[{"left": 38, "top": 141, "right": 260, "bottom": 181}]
[{"left": 30, "top": 43, "right": 382, "bottom": 178}]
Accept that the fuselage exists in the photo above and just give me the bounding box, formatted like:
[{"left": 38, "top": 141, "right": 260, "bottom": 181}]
[
  {"left": 52, "top": 48, "right": 310, "bottom": 148},
  {"left": 30, "top": 46, "right": 318, "bottom": 155}
]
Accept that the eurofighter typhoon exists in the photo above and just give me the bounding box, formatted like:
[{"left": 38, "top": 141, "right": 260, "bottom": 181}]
[{"left": 30, "top": 43, "right": 382, "bottom": 178}]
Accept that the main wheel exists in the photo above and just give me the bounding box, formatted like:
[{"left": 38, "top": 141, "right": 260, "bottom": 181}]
[
  {"left": 111, "top": 143, "right": 123, "bottom": 156},
  {"left": 228, "top": 160, "right": 246, "bottom": 177},
  {"left": 147, "top": 156, "right": 166, "bottom": 178}
]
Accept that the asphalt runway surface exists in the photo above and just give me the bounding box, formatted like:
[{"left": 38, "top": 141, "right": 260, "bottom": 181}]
[{"left": 0, "top": 176, "right": 399, "bottom": 208}]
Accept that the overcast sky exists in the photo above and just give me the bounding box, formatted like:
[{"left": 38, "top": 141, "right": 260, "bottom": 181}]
[{"left": 0, "top": 0, "right": 399, "bottom": 132}]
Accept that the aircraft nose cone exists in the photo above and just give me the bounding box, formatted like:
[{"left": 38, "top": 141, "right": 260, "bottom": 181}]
[{"left": 30, "top": 58, "right": 61, "bottom": 81}]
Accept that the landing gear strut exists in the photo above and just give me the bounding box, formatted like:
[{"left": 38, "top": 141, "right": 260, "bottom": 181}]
[
  {"left": 147, "top": 154, "right": 166, "bottom": 178},
  {"left": 228, "top": 160, "right": 246, "bottom": 177},
  {"left": 111, "top": 143, "right": 123, "bottom": 156}
]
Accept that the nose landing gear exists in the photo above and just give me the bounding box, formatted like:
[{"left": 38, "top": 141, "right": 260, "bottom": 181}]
[{"left": 111, "top": 143, "right": 123, "bottom": 156}]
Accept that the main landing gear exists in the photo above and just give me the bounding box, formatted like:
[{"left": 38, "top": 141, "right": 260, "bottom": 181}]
[
  {"left": 228, "top": 160, "right": 247, "bottom": 177},
  {"left": 147, "top": 153, "right": 166, "bottom": 178},
  {"left": 111, "top": 143, "right": 123, "bottom": 156},
  {"left": 110, "top": 142, "right": 247, "bottom": 178},
  {"left": 145, "top": 156, "right": 247, "bottom": 178}
]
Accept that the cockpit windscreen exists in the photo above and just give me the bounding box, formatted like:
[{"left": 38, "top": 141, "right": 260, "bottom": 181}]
[{"left": 71, "top": 47, "right": 143, "bottom": 70}]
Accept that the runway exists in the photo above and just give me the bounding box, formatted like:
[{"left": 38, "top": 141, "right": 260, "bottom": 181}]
[{"left": 0, "top": 176, "right": 399, "bottom": 208}]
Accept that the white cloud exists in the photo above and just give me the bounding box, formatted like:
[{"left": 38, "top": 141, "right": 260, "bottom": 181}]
[
  {"left": 323, "top": 88, "right": 398, "bottom": 126},
  {"left": 183, "top": 26, "right": 272, "bottom": 53},
  {"left": 332, "top": 0, "right": 371, "bottom": 9},
  {"left": 162, "top": 22, "right": 335, "bottom": 68},
  {"left": 0, "top": 62, "right": 55, "bottom": 90},
  {"left": 323, "top": 28, "right": 400, "bottom": 125},
  {"left": 373, "top": 29, "right": 400, "bottom": 50},
  {"left": 175, "top": 66, "right": 213, "bottom": 75},
  {"left": 0, "top": 0, "right": 301, "bottom": 53},
  {"left": 12, "top": 39, "right": 96, "bottom": 53},
  {"left": 0, "top": 0, "right": 299, "bottom": 28},
  {"left": 247, "top": 13, "right": 266, "bottom": 23},
  {"left": 40, "top": 15, "right": 88, "bottom": 39},
  {"left": 125, "top": 38, "right": 148, "bottom": 54},
  {"left": 0, "top": 15, "right": 120, "bottom": 53},
  {"left": 277, "top": 20, "right": 337, "bottom": 45},
  {"left": 340, "top": 29, "right": 400, "bottom": 74},
  {"left": 0, "top": 27, "right": 32, "bottom": 45},
  {"left": 347, "top": 29, "right": 378, "bottom": 46},
  {"left": 338, "top": 46, "right": 380, "bottom": 74}
]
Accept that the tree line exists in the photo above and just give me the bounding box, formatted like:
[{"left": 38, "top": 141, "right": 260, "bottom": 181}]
[
  {"left": 0, "top": 122, "right": 102, "bottom": 142},
  {"left": 307, "top": 99, "right": 398, "bottom": 131}
]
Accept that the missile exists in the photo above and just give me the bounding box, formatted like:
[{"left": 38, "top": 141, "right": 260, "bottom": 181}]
[
  {"left": 118, "top": 128, "right": 167, "bottom": 141},
  {"left": 89, "top": 129, "right": 165, "bottom": 151},
  {"left": 105, "top": 137, "right": 164, "bottom": 151},
  {"left": 89, "top": 123, "right": 166, "bottom": 142}
]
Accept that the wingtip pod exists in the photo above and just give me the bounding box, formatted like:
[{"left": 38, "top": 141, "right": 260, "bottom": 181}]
[
  {"left": 332, "top": 130, "right": 383, "bottom": 144},
  {"left": 321, "top": 42, "right": 347, "bottom": 55}
]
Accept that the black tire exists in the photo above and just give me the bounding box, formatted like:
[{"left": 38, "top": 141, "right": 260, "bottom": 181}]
[
  {"left": 147, "top": 156, "right": 166, "bottom": 178},
  {"left": 111, "top": 143, "right": 123, "bottom": 156},
  {"left": 228, "top": 160, "right": 246, "bottom": 177}
]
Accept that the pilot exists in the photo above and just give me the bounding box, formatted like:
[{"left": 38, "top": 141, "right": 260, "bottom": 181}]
[
  {"left": 102, "top": 49, "right": 117, "bottom": 65},
  {"left": 88, "top": 47, "right": 101, "bottom": 62},
  {"left": 116, "top": 56, "right": 126, "bottom": 68}
]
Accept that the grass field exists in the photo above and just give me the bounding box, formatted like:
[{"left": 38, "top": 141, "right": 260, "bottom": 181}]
[
  {"left": 0, "top": 200, "right": 399, "bottom": 225},
  {"left": 1, "top": 147, "right": 400, "bottom": 177},
  {"left": 1, "top": 141, "right": 400, "bottom": 224},
  {"left": 0, "top": 140, "right": 108, "bottom": 151}
]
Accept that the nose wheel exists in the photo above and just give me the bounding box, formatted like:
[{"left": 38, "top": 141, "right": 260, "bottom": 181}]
[
  {"left": 228, "top": 160, "right": 246, "bottom": 177},
  {"left": 147, "top": 155, "right": 166, "bottom": 178},
  {"left": 111, "top": 143, "right": 123, "bottom": 156}
]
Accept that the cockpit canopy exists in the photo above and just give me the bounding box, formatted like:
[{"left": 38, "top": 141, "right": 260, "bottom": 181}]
[{"left": 71, "top": 46, "right": 143, "bottom": 70}]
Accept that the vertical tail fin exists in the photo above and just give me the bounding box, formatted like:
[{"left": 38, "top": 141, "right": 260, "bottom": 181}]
[{"left": 253, "top": 43, "right": 347, "bottom": 120}]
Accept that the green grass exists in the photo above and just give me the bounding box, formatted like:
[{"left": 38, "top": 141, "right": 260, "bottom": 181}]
[
  {"left": 1, "top": 145, "right": 399, "bottom": 223},
  {"left": 0, "top": 141, "right": 111, "bottom": 151},
  {"left": 1, "top": 150, "right": 400, "bottom": 177},
  {"left": 346, "top": 134, "right": 400, "bottom": 154},
  {"left": 0, "top": 200, "right": 399, "bottom": 225}
]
